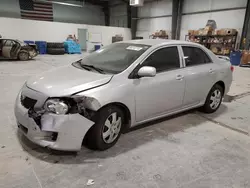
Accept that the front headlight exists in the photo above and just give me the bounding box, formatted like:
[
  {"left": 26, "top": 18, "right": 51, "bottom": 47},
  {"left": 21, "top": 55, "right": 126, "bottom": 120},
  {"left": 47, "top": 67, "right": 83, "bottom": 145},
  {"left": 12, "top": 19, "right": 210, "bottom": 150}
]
[{"left": 44, "top": 99, "right": 69, "bottom": 115}]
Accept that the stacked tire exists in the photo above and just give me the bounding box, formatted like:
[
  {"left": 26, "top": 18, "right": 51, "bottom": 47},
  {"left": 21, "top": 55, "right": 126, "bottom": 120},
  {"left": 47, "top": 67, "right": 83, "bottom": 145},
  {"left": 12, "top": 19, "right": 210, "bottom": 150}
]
[{"left": 47, "top": 42, "right": 65, "bottom": 55}]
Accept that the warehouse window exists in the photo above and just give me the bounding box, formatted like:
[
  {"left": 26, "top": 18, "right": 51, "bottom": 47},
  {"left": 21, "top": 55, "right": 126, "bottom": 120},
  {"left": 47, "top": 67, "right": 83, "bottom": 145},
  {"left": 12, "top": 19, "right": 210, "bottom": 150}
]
[
  {"left": 143, "top": 46, "right": 180, "bottom": 73},
  {"left": 182, "top": 46, "right": 211, "bottom": 66}
]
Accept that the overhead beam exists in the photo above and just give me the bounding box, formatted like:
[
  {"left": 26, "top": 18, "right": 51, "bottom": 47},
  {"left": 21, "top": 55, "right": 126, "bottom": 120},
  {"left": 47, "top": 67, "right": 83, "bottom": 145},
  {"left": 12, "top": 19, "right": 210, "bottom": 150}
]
[
  {"left": 127, "top": 3, "right": 132, "bottom": 28},
  {"left": 176, "top": 0, "right": 183, "bottom": 40},
  {"left": 103, "top": 2, "right": 110, "bottom": 26},
  {"left": 131, "top": 6, "right": 138, "bottom": 39},
  {"left": 172, "top": 0, "right": 183, "bottom": 40},
  {"left": 183, "top": 6, "right": 246, "bottom": 15}
]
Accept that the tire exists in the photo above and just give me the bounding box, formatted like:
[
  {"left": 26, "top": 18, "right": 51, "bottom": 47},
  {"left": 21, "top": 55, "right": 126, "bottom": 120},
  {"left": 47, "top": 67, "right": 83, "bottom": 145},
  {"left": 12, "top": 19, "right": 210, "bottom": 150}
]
[
  {"left": 85, "top": 105, "right": 125, "bottom": 150},
  {"left": 47, "top": 42, "right": 64, "bottom": 48},
  {"left": 201, "top": 84, "right": 223, "bottom": 113},
  {"left": 47, "top": 48, "right": 65, "bottom": 55},
  {"left": 18, "top": 52, "right": 29, "bottom": 61}
]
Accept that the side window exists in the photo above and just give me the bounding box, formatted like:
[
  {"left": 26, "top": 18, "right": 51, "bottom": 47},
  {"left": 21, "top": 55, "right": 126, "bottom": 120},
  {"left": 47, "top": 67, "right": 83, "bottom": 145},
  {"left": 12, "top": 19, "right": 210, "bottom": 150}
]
[
  {"left": 143, "top": 46, "right": 180, "bottom": 73},
  {"left": 182, "top": 46, "right": 211, "bottom": 67},
  {"left": 4, "top": 40, "right": 14, "bottom": 47}
]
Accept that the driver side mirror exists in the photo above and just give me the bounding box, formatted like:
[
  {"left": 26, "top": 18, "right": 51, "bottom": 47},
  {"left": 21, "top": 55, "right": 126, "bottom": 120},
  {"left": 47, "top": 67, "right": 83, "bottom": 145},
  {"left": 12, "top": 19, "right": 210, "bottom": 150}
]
[{"left": 137, "top": 66, "right": 156, "bottom": 78}]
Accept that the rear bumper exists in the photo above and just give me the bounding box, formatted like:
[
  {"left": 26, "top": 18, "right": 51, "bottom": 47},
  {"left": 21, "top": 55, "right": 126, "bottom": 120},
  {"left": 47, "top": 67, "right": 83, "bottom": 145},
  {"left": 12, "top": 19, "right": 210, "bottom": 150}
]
[{"left": 15, "top": 90, "right": 94, "bottom": 151}]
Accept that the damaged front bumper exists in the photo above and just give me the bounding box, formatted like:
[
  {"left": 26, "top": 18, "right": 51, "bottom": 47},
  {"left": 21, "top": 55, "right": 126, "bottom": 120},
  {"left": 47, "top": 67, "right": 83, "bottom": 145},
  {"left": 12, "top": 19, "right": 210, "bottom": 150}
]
[{"left": 14, "top": 87, "right": 95, "bottom": 151}]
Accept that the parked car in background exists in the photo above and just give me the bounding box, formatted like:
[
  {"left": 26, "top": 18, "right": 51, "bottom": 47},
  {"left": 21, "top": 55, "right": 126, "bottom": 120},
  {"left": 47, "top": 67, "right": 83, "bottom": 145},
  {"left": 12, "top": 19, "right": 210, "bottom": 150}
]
[
  {"left": 0, "top": 39, "right": 38, "bottom": 61},
  {"left": 15, "top": 39, "right": 233, "bottom": 151}
]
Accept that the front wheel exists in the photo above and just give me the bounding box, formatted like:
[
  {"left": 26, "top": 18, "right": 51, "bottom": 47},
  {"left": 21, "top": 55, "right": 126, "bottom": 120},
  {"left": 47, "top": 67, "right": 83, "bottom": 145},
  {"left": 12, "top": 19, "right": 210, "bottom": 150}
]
[
  {"left": 201, "top": 84, "right": 223, "bottom": 113},
  {"left": 18, "top": 52, "right": 29, "bottom": 61},
  {"left": 85, "top": 105, "right": 124, "bottom": 150}
]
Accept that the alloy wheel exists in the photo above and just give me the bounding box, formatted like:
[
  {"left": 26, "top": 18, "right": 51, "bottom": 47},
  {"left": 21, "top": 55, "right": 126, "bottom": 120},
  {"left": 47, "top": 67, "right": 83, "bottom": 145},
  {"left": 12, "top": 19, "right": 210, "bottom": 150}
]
[
  {"left": 102, "top": 112, "right": 122, "bottom": 144},
  {"left": 210, "top": 89, "right": 222, "bottom": 110}
]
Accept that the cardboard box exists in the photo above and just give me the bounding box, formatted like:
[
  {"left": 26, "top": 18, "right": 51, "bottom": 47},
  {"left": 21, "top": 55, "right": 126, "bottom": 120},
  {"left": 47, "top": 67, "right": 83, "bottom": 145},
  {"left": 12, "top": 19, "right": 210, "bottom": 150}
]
[
  {"left": 212, "top": 30, "right": 220, "bottom": 35},
  {"left": 241, "top": 51, "right": 250, "bottom": 64},
  {"left": 198, "top": 29, "right": 212, "bottom": 36},
  {"left": 205, "top": 26, "right": 213, "bottom": 32},
  {"left": 193, "top": 30, "right": 199, "bottom": 35},
  {"left": 219, "top": 28, "right": 237, "bottom": 36},
  {"left": 225, "top": 29, "right": 237, "bottom": 35},
  {"left": 188, "top": 30, "right": 194, "bottom": 35},
  {"left": 159, "top": 30, "right": 167, "bottom": 37}
]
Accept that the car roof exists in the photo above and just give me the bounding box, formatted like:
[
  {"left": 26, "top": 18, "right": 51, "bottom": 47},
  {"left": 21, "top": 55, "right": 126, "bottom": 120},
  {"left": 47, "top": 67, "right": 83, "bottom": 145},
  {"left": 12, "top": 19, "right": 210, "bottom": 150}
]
[
  {"left": 0, "top": 38, "right": 17, "bottom": 41},
  {"left": 119, "top": 39, "right": 199, "bottom": 46}
]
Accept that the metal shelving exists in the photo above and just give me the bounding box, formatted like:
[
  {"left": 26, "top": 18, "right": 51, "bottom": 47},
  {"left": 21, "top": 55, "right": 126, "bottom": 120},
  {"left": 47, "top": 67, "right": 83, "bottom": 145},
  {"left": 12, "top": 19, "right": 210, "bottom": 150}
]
[{"left": 185, "top": 33, "right": 238, "bottom": 56}]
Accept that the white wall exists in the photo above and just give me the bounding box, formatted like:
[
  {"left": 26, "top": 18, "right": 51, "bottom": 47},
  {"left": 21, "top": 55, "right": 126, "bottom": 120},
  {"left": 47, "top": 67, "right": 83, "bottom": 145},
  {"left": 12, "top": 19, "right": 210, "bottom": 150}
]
[
  {"left": 136, "top": 0, "right": 172, "bottom": 39},
  {"left": 0, "top": 17, "right": 131, "bottom": 46},
  {"left": 180, "top": 0, "right": 248, "bottom": 40}
]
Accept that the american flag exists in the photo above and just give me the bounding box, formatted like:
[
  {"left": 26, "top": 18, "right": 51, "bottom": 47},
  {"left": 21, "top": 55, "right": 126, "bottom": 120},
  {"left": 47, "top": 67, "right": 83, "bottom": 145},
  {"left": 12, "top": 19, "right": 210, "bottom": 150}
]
[{"left": 19, "top": 0, "right": 53, "bottom": 21}]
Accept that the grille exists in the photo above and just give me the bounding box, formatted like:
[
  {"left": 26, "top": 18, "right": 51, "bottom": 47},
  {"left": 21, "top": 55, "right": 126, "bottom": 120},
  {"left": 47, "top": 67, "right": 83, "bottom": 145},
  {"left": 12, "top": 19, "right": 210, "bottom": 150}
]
[{"left": 21, "top": 95, "right": 37, "bottom": 109}]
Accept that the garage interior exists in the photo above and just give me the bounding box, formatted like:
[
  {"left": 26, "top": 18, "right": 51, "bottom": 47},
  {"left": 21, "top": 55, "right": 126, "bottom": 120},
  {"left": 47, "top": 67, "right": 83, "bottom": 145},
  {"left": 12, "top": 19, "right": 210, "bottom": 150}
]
[{"left": 1, "top": 0, "right": 250, "bottom": 187}]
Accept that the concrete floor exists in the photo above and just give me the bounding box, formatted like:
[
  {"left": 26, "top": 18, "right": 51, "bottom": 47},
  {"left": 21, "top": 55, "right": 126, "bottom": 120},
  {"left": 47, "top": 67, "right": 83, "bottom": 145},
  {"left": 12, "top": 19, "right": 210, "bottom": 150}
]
[{"left": 1, "top": 55, "right": 250, "bottom": 188}]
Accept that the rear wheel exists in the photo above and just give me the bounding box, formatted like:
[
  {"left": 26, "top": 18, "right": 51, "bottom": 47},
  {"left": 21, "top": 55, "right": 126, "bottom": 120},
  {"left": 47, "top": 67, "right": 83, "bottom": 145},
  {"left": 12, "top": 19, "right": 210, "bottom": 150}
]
[
  {"left": 18, "top": 52, "right": 29, "bottom": 61},
  {"left": 201, "top": 84, "right": 223, "bottom": 113},
  {"left": 85, "top": 105, "right": 124, "bottom": 150}
]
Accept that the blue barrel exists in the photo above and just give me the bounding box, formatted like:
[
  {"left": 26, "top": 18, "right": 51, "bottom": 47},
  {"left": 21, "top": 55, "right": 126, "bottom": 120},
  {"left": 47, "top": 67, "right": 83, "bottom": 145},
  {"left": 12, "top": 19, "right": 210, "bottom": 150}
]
[
  {"left": 230, "top": 51, "right": 242, "bottom": 66},
  {"left": 94, "top": 45, "right": 101, "bottom": 51}
]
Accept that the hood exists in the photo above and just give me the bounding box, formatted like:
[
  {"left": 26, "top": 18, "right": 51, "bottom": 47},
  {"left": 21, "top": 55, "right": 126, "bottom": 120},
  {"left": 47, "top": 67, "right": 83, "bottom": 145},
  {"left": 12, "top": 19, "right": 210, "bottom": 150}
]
[{"left": 26, "top": 65, "right": 112, "bottom": 97}]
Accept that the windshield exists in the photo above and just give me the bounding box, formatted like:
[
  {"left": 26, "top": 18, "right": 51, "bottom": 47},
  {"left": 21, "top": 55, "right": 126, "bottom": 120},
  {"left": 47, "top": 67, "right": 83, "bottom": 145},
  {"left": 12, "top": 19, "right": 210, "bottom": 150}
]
[{"left": 80, "top": 43, "right": 151, "bottom": 74}]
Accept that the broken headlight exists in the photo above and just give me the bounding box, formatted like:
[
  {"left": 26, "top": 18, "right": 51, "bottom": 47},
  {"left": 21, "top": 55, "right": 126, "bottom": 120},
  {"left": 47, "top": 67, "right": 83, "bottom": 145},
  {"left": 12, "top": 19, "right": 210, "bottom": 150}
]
[{"left": 44, "top": 99, "right": 69, "bottom": 115}]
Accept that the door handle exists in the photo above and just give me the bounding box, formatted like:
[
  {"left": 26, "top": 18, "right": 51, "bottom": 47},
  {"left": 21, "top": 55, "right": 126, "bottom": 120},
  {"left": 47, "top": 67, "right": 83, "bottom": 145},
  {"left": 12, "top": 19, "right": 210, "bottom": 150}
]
[
  {"left": 176, "top": 75, "right": 184, "bottom": 80},
  {"left": 209, "top": 69, "right": 215, "bottom": 74}
]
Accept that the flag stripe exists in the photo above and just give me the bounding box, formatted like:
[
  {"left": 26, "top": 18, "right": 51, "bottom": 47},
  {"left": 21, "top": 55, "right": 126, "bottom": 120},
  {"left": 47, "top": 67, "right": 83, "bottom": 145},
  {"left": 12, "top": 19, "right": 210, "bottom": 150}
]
[
  {"left": 22, "top": 15, "right": 53, "bottom": 21},
  {"left": 34, "top": 3, "right": 53, "bottom": 9},
  {"left": 21, "top": 10, "right": 53, "bottom": 15},
  {"left": 21, "top": 12, "right": 53, "bottom": 18},
  {"left": 34, "top": 7, "right": 53, "bottom": 12}
]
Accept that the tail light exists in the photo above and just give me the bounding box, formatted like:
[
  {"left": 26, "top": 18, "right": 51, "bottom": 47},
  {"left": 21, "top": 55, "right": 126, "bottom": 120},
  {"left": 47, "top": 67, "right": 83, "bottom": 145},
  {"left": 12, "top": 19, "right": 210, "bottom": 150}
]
[{"left": 230, "top": 65, "right": 234, "bottom": 72}]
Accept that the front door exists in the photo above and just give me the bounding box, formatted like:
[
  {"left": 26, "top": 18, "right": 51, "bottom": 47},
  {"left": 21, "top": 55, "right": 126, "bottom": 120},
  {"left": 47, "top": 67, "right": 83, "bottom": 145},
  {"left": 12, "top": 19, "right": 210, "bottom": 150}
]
[
  {"left": 10, "top": 40, "right": 21, "bottom": 58},
  {"left": 134, "top": 46, "right": 186, "bottom": 122}
]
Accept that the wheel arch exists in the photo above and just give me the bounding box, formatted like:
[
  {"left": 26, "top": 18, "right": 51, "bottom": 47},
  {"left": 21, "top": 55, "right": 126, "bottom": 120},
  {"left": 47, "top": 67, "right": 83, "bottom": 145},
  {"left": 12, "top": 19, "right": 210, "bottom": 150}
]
[
  {"left": 214, "top": 81, "right": 225, "bottom": 95},
  {"left": 98, "top": 102, "right": 131, "bottom": 131}
]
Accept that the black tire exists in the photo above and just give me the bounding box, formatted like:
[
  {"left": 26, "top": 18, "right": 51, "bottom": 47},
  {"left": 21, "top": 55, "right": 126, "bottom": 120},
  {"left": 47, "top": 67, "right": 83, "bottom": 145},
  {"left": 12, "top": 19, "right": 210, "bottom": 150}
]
[
  {"left": 18, "top": 52, "right": 29, "bottom": 61},
  {"left": 47, "top": 48, "right": 65, "bottom": 55},
  {"left": 47, "top": 42, "right": 64, "bottom": 48},
  {"left": 201, "top": 84, "right": 223, "bottom": 113},
  {"left": 84, "top": 105, "right": 125, "bottom": 150}
]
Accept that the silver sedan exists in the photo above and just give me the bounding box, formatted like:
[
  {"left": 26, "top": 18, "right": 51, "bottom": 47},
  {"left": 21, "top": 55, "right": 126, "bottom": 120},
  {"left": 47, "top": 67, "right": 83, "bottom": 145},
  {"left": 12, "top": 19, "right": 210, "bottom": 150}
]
[{"left": 15, "top": 39, "right": 233, "bottom": 151}]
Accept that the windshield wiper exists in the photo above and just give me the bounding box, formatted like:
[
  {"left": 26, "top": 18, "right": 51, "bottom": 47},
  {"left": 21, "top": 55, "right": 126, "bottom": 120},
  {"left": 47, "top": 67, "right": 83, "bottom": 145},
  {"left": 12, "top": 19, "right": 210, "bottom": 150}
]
[{"left": 81, "top": 64, "right": 105, "bottom": 74}]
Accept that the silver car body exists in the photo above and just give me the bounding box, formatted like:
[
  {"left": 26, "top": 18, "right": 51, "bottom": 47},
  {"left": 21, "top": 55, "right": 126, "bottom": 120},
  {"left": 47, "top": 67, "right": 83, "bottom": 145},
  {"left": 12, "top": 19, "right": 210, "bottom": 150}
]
[{"left": 15, "top": 40, "right": 233, "bottom": 151}]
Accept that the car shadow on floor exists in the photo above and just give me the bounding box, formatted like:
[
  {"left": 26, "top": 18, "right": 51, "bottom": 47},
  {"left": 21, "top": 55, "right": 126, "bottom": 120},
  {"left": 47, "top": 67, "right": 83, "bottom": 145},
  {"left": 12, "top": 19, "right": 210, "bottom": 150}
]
[{"left": 17, "top": 105, "right": 228, "bottom": 165}]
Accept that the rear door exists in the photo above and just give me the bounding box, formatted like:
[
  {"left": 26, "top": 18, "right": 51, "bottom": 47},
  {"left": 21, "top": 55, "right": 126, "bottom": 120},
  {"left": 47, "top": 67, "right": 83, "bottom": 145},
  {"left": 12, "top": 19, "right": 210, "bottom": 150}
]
[{"left": 181, "top": 46, "right": 216, "bottom": 106}]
